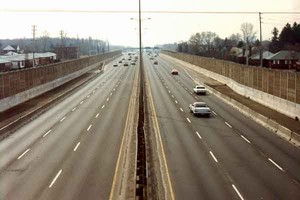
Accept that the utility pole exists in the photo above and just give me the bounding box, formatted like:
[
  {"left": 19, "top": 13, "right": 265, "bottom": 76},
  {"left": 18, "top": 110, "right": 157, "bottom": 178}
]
[
  {"left": 139, "top": 0, "right": 142, "bottom": 70},
  {"left": 32, "top": 25, "right": 36, "bottom": 67},
  {"left": 259, "top": 12, "right": 263, "bottom": 67},
  {"left": 60, "top": 30, "right": 64, "bottom": 60}
]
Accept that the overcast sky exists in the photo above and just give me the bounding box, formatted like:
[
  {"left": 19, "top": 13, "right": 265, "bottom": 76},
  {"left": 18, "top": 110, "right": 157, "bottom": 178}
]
[{"left": 1, "top": 0, "right": 300, "bottom": 47}]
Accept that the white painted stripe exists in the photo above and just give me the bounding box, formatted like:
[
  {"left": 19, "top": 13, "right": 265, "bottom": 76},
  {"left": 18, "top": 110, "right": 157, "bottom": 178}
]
[
  {"left": 102, "top": 105, "right": 105, "bottom": 109},
  {"left": 95, "top": 113, "right": 99, "bottom": 118},
  {"left": 60, "top": 117, "right": 66, "bottom": 122},
  {"left": 166, "top": 86, "right": 168, "bottom": 89},
  {"left": 17, "top": 148, "right": 30, "bottom": 159},
  {"left": 195, "top": 97, "right": 198, "bottom": 100},
  {"left": 185, "top": 88, "right": 188, "bottom": 90},
  {"left": 110, "top": 93, "right": 113, "bottom": 96},
  {"left": 175, "top": 100, "right": 178, "bottom": 104},
  {"left": 196, "top": 131, "right": 202, "bottom": 139},
  {"left": 80, "top": 101, "right": 84, "bottom": 104},
  {"left": 225, "top": 122, "right": 232, "bottom": 128},
  {"left": 171, "top": 95, "right": 174, "bottom": 98},
  {"left": 232, "top": 184, "right": 244, "bottom": 200},
  {"left": 87, "top": 124, "right": 92, "bottom": 131},
  {"left": 113, "top": 88, "right": 116, "bottom": 91},
  {"left": 268, "top": 158, "right": 284, "bottom": 171},
  {"left": 168, "top": 90, "right": 171, "bottom": 93},
  {"left": 73, "top": 142, "right": 80, "bottom": 151},
  {"left": 43, "top": 129, "right": 52, "bottom": 137},
  {"left": 87, "top": 95, "right": 90, "bottom": 98},
  {"left": 180, "top": 108, "right": 183, "bottom": 112},
  {"left": 49, "top": 169, "right": 62, "bottom": 188},
  {"left": 212, "top": 111, "right": 217, "bottom": 115},
  {"left": 186, "top": 118, "right": 191, "bottom": 123},
  {"left": 72, "top": 107, "right": 76, "bottom": 112},
  {"left": 93, "top": 90, "right": 95, "bottom": 93},
  {"left": 106, "top": 98, "right": 110, "bottom": 101},
  {"left": 241, "top": 135, "right": 251, "bottom": 144},
  {"left": 209, "top": 151, "right": 218, "bottom": 162}
]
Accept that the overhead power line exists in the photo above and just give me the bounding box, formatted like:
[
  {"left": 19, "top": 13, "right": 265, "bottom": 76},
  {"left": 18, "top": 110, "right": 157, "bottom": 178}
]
[{"left": 0, "top": 9, "right": 300, "bottom": 14}]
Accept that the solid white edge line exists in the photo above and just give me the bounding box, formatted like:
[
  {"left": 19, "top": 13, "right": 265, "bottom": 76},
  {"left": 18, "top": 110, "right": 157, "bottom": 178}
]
[
  {"left": 268, "top": 158, "right": 284, "bottom": 171},
  {"left": 60, "top": 117, "right": 66, "bottom": 122},
  {"left": 102, "top": 105, "right": 105, "bottom": 109},
  {"left": 196, "top": 131, "right": 202, "bottom": 139},
  {"left": 225, "top": 122, "right": 232, "bottom": 128},
  {"left": 209, "top": 151, "right": 218, "bottom": 163},
  {"left": 17, "top": 148, "right": 30, "bottom": 159},
  {"left": 95, "top": 113, "right": 100, "bottom": 118},
  {"left": 72, "top": 107, "right": 76, "bottom": 112},
  {"left": 180, "top": 108, "right": 183, "bottom": 112},
  {"left": 87, "top": 124, "right": 92, "bottom": 131},
  {"left": 43, "top": 129, "right": 52, "bottom": 137},
  {"left": 212, "top": 111, "right": 217, "bottom": 115},
  {"left": 73, "top": 142, "right": 81, "bottom": 151},
  {"left": 232, "top": 184, "right": 244, "bottom": 200},
  {"left": 241, "top": 135, "right": 251, "bottom": 144},
  {"left": 186, "top": 118, "right": 191, "bottom": 123},
  {"left": 49, "top": 169, "right": 63, "bottom": 188}
]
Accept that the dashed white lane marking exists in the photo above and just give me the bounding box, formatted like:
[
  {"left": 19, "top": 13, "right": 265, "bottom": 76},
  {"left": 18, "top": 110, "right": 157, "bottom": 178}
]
[
  {"left": 113, "top": 88, "right": 116, "bottom": 91},
  {"left": 43, "top": 129, "right": 52, "bottom": 137},
  {"left": 241, "top": 135, "right": 251, "bottom": 144},
  {"left": 92, "top": 90, "right": 95, "bottom": 93},
  {"left": 196, "top": 131, "right": 202, "bottom": 139},
  {"left": 171, "top": 95, "right": 174, "bottom": 98},
  {"left": 72, "top": 107, "right": 76, "bottom": 112},
  {"left": 225, "top": 122, "right": 232, "bottom": 128},
  {"left": 80, "top": 101, "right": 84, "bottom": 104},
  {"left": 95, "top": 113, "right": 100, "bottom": 118},
  {"left": 49, "top": 169, "right": 62, "bottom": 188},
  {"left": 195, "top": 97, "right": 198, "bottom": 100},
  {"left": 212, "top": 111, "right": 217, "bottom": 115},
  {"left": 232, "top": 184, "right": 244, "bottom": 200},
  {"left": 87, "top": 124, "right": 92, "bottom": 131},
  {"left": 180, "top": 108, "right": 183, "bottom": 112},
  {"left": 166, "top": 86, "right": 168, "bottom": 89},
  {"left": 87, "top": 95, "right": 90, "bottom": 98},
  {"left": 175, "top": 100, "right": 178, "bottom": 104},
  {"left": 102, "top": 105, "right": 105, "bottom": 109},
  {"left": 186, "top": 118, "right": 191, "bottom": 123},
  {"left": 110, "top": 93, "right": 113, "bottom": 96},
  {"left": 168, "top": 90, "right": 171, "bottom": 93},
  {"left": 17, "top": 148, "right": 30, "bottom": 159},
  {"left": 209, "top": 151, "right": 218, "bottom": 163},
  {"left": 268, "top": 158, "right": 284, "bottom": 171},
  {"left": 73, "top": 142, "right": 81, "bottom": 151},
  {"left": 185, "top": 87, "right": 188, "bottom": 90},
  {"left": 60, "top": 117, "right": 66, "bottom": 122},
  {"left": 106, "top": 98, "right": 110, "bottom": 101}
]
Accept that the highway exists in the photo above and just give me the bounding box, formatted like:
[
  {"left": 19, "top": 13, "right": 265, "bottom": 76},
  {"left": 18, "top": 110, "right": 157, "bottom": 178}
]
[
  {"left": 145, "top": 54, "right": 300, "bottom": 200},
  {"left": 0, "top": 57, "right": 137, "bottom": 200},
  {"left": 0, "top": 52, "right": 300, "bottom": 200}
]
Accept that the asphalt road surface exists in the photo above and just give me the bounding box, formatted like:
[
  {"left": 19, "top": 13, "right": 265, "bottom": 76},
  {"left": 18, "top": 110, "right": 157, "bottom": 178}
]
[
  {"left": 0, "top": 58, "right": 136, "bottom": 200},
  {"left": 145, "top": 54, "right": 300, "bottom": 200}
]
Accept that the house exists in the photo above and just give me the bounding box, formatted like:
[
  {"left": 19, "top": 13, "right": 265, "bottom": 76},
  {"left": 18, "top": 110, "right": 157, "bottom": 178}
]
[
  {"left": 249, "top": 51, "right": 274, "bottom": 66},
  {"left": 0, "top": 52, "right": 57, "bottom": 72},
  {"left": 266, "top": 50, "right": 300, "bottom": 69},
  {"left": 2, "top": 45, "right": 20, "bottom": 54}
]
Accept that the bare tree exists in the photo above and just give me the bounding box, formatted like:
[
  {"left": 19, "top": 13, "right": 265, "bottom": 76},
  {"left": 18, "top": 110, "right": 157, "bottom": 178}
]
[
  {"left": 41, "top": 31, "right": 50, "bottom": 52},
  {"left": 240, "top": 23, "right": 257, "bottom": 65}
]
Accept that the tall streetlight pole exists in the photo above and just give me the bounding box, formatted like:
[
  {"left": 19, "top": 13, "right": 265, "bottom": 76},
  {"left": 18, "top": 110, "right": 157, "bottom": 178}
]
[{"left": 139, "top": 0, "right": 142, "bottom": 69}]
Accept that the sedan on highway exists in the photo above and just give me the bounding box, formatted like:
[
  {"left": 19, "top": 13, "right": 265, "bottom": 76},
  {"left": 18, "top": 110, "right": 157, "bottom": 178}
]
[
  {"left": 193, "top": 85, "right": 207, "bottom": 95},
  {"left": 171, "top": 69, "right": 179, "bottom": 75},
  {"left": 113, "top": 63, "right": 118, "bottom": 67},
  {"left": 124, "top": 62, "right": 129, "bottom": 66},
  {"left": 189, "top": 102, "right": 211, "bottom": 117}
]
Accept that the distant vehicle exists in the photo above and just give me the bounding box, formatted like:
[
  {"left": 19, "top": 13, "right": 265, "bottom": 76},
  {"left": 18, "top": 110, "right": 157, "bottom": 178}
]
[
  {"left": 124, "top": 62, "right": 129, "bottom": 66},
  {"left": 193, "top": 85, "right": 207, "bottom": 95},
  {"left": 128, "top": 58, "right": 132, "bottom": 61},
  {"left": 119, "top": 60, "right": 123, "bottom": 63},
  {"left": 154, "top": 61, "right": 158, "bottom": 65},
  {"left": 122, "top": 58, "right": 125, "bottom": 60},
  {"left": 131, "top": 62, "right": 136, "bottom": 65},
  {"left": 171, "top": 69, "right": 178, "bottom": 75},
  {"left": 113, "top": 63, "right": 118, "bottom": 67},
  {"left": 189, "top": 102, "right": 211, "bottom": 116}
]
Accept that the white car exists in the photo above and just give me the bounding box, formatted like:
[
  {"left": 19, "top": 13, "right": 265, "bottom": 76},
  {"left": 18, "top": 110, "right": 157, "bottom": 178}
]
[
  {"left": 193, "top": 85, "right": 207, "bottom": 95},
  {"left": 189, "top": 102, "right": 211, "bottom": 116}
]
